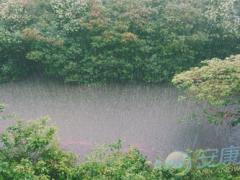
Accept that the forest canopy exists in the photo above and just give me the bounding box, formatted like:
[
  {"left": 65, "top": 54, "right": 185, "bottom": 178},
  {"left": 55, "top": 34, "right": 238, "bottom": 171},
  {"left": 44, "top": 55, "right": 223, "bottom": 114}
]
[{"left": 0, "top": 0, "right": 239, "bottom": 83}]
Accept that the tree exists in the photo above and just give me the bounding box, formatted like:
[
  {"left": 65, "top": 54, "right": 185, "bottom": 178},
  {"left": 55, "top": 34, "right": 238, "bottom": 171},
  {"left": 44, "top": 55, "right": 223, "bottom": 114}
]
[{"left": 172, "top": 54, "right": 240, "bottom": 125}]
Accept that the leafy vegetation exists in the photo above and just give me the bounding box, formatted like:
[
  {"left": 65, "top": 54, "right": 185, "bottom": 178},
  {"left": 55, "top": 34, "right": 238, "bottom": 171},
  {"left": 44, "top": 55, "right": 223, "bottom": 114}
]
[
  {"left": 0, "top": 0, "right": 239, "bottom": 83},
  {"left": 0, "top": 118, "right": 240, "bottom": 179},
  {"left": 1, "top": 0, "right": 240, "bottom": 179},
  {"left": 173, "top": 54, "right": 240, "bottom": 125},
  {"left": 0, "top": 118, "right": 76, "bottom": 179}
]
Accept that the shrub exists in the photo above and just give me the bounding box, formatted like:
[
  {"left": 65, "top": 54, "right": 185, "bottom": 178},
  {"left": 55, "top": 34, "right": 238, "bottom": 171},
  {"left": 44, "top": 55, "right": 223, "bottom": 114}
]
[
  {"left": 0, "top": 117, "right": 240, "bottom": 179},
  {"left": 0, "top": 117, "right": 76, "bottom": 179}
]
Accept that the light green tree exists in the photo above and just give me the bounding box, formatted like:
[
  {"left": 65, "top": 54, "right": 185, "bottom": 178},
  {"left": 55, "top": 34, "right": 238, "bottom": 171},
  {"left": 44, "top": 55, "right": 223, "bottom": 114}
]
[{"left": 173, "top": 54, "right": 240, "bottom": 125}]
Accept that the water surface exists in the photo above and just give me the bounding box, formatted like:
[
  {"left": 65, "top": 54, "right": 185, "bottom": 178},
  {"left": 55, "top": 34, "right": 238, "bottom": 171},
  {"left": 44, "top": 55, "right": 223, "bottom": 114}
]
[{"left": 0, "top": 79, "right": 236, "bottom": 160}]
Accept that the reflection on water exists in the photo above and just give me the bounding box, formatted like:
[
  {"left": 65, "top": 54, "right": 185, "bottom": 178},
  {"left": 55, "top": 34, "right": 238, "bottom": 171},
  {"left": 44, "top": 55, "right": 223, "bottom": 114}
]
[{"left": 0, "top": 78, "right": 236, "bottom": 160}]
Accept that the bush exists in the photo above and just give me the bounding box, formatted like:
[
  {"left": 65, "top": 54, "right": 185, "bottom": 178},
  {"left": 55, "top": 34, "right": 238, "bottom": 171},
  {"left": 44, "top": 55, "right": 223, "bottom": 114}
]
[
  {"left": 0, "top": 118, "right": 76, "bottom": 179},
  {"left": 1, "top": 118, "right": 240, "bottom": 179}
]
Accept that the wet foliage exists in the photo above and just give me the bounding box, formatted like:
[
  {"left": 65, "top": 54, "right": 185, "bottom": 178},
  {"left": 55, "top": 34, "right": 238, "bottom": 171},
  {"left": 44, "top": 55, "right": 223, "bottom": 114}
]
[
  {"left": 0, "top": 119, "right": 240, "bottom": 179},
  {"left": 0, "top": 0, "right": 239, "bottom": 83}
]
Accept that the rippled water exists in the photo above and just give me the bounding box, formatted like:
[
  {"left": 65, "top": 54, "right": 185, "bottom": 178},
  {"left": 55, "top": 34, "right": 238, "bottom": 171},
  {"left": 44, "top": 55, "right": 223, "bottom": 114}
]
[{"left": 0, "top": 78, "right": 236, "bottom": 160}]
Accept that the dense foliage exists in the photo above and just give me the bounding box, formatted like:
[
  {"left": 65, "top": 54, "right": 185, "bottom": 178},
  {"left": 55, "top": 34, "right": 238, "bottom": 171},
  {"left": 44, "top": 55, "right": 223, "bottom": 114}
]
[
  {"left": 173, "top": 54, "right": 240, "bottom": 125},
  {"left": 0, "top": 0, "right": 239, "bottom": 83},
  {"left": 0, "top": 118, "right": 76, "bottom": 179},
  {"left": 0, "top": 118, "right": 240, "bottom": 179}
]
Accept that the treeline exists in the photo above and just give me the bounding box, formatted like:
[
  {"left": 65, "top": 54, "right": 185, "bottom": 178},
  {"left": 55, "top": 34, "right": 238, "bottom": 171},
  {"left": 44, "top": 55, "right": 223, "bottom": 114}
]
[{"left": 0, "top": 0, "right": 239, "bottom": 83}]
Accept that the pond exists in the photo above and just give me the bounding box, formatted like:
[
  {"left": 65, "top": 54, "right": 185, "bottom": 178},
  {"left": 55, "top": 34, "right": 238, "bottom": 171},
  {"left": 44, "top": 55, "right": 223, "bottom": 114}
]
[{"left": 0, "top": 78, "right": 237, "bottom": 160}]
